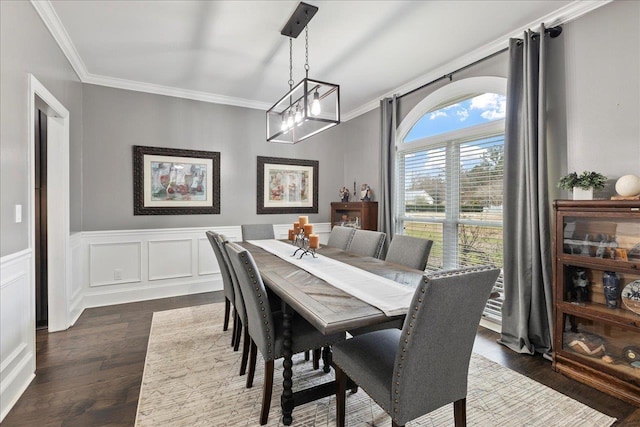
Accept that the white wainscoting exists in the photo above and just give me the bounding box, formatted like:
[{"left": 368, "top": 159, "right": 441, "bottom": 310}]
[
  {"left": 79, "top": 223, "right": 330, "bottom": 310},
  {"left": 0, "top": 222, "right": 331, "bottom": 420},
  {"left": 0, "top": 249, "right": 35, "bottom": 422}
]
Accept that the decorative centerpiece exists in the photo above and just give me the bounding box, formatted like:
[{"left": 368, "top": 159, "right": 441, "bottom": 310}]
[
  {"left": 558, "top": 171, "right": 607, "bottom": 200},
  {"left": 288, "top": 216, "right": 319, "bottom": 258}
]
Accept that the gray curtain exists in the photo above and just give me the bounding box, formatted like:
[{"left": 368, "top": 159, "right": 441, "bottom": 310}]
[
  {"left": 499, "top": 26, "right": 554, "bottom": 355},
  {"left": 379, "top": 96, "right": 397, "bottom": 250}
]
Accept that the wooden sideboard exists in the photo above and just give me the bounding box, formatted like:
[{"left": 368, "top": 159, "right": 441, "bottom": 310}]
[{"left": 330, "top": 202, "right": 378, "bottom": 231}]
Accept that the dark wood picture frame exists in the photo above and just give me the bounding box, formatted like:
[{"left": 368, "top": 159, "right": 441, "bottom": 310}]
[
  {"left": 257, "top": 156, "right": 318, "bottom": 214},
  {"left": 133, "top": 145, "right": 220, "bottom": 215}
]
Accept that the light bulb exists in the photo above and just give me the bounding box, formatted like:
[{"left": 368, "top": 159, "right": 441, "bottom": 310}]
[
  {"left": 311, "top": 91, "right": 321, "bottom": 116},
  {"left": 286, "top": 111, "right": 294, "bottom": 128},
  {"left": 281, "top": 116, "right": 288, "bottom": 132},
  {"left": 294, "top": 104, "right": 302, "bottom": 123}
]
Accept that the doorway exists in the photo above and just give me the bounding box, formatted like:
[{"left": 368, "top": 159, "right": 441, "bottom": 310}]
[
  {"left": 29, "top": 74, "right": 71, "bottom": 333},
  {"left": 35, "top": 106, "right": 48, "bottom": 329}
]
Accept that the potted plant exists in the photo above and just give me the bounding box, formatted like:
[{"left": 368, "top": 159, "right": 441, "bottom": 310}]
[{"left": 558, "top": 171, "right": 607, "bottom": 200}]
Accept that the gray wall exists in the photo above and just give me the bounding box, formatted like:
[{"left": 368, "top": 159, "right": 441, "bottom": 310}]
[
  {"left": 341, "top": 108, "right": 381, "bottom": 201},
  {"left": 554, "top": 0, "right": 640, "bottom": 179},
  {"left": 0, "top": 1, "right": 83, "bottom": 257},
  {"left": 2, "top": 0, "right": 639, "bottom": 257},
  {"left": 81, "top": 84, "right": 345, "bottom": 230}
]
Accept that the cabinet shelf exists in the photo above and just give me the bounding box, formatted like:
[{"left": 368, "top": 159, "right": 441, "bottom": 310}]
[
  {"left": 558, "top": 301, "right": 640, "bottom": 330},
  {"left": 558, "top": 254, "right": 640, "bottom": 275},
  {"left": 553, "top": 200, "right": 640, "bottom": 406}
]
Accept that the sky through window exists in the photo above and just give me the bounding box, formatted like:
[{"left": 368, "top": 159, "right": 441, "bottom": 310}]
[{"left": 405, "top": 93, "right": 506, "bottom": 143}]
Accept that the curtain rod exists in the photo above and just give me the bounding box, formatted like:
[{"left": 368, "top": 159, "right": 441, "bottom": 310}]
[{"left": 398, "top": 25, "right": 562, "bottom": 100}]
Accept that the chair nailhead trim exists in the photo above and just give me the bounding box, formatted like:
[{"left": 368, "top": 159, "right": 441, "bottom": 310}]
[{"left": 392, "top": 284, "right": 426, "bottom": 417}]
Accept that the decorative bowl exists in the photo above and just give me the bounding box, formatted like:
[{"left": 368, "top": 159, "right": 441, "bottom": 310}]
[{"left": 621, "top": 280, "right": 640, "bottom": 315}]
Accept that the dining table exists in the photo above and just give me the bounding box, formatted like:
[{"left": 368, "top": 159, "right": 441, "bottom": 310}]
[{"left": 238, "top": 240, "right": 426, "bottom": 426}]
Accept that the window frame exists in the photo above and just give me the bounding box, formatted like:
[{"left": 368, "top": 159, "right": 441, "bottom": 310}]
[{"left": 395, "top": 77, "right": 507, "bottom": 323}]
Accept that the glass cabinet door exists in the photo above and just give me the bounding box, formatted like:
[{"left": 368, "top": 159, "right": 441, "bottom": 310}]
[{"left": 562, "top": 314, "right": 640, "bottom": 382}]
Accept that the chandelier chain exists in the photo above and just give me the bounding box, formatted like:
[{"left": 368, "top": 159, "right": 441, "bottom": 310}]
[
  {"left": 288, "top": 37, "right": 294, "bottom": 88},
  {"left": 304, "top": 26, "right": 310, "bottom": 75}
]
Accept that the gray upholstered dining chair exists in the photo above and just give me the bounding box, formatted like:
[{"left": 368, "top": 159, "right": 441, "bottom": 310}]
[
  {"left": 225, "top": 241, "right": 346, "bottom": 425},
  {"left": 205, "top": 231, "right": 236, "bottom": 339},
  {"left": 327, "top": 226, "right": 356, "bottom": 250},
  {"left": 385, "top": 235, "right": 434, "bottom": 271},
  {"left": 241, "top": 223, "right": 275, "bottom": 241},
  {"left": 347, "top": 229, "right": 386, "bottom": 258},
  {"left": 333, "top": 266, "right": 500, "bottom": 427},
  {"left": 209, "top": 232, "right": 251, "bottom": 376}
]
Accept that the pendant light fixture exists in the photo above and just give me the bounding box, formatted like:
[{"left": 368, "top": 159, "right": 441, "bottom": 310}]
[{"left": 266, "top": 2, "right": 340, "bottom": 144}]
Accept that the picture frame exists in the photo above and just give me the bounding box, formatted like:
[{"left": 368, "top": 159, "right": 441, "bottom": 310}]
[
  {"left": 257, "top": 156, "right": 318, "bottom": 214},
  {"left": 133, "top": 145, "right": 220, "bottom": 215}
]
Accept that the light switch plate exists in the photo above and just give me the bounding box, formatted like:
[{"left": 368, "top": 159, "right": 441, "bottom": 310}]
[{"left": 15, "top": 205, "right": 22, "bottom": 223}]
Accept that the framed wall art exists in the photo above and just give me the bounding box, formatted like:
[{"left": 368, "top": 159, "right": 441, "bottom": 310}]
[
  {"left": 257, "top": 156, "right": 318, "bottom": 214},
  {"left": 133, "top": 145, "right": 220, "bottom": 215}
]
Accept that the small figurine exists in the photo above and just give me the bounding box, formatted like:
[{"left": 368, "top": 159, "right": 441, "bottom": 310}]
[
  {"left": 360, "top": 184, "right": 371, "bottom": 201},
  {"left": 572, "top": 268, "right": 589, "bottom": 302},
  {"left": 339, "top": 187, "right": 350, "bottom": 202}
]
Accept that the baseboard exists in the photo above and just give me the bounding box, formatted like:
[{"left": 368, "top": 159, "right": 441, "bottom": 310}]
[
  {"left": 0, "top": 350, "right": 35, "bottom": 422},
  {"left": 82, "top": 277, "right": 222, "bottom": 309}
]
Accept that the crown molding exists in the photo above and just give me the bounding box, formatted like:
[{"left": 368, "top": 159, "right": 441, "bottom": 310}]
[
  {"left": 342, "top": 0, "right": 613, "bottom": 122},
  {"left": 82, "top": 74, "right": 273, "bottom": 111},
  {"left": 30, "top": 0, "right": 89, "bottom": 81},
  {"left": 32, "top": 0, "right": 612, "bottom": 120}
]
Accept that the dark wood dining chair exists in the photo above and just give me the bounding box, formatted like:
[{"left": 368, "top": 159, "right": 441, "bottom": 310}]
[
  {"left": 385, "top": 234, "right": 433, "bottom": 271},
  {"left": 333, "top": 266, "right": 500, "bottom": 427},
  {"left": 241, "top": 224, "right": 275, "bottom": 241},
  {"left": 347, "top": 229, "right": 386, "bottom": 258},
  {"left": 225, "top": 241, "right": 346, "bottom": 425},
  {"left": 327, "top": 226, "right": 356, "bottom": 250}
]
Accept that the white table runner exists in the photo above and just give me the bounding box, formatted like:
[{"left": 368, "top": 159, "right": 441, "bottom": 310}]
[{"left": 247, "top": 239, "right": 415, "bottom": 316}]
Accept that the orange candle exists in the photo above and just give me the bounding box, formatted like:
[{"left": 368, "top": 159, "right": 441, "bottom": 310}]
[
  {"left": 288, "top": 229, "right": 295, "bottom": 240},
  {"left": 298, "top": 216, "right": 308, "bottom": 226},
  {"left": 303, "top": 224, "right": 313, "bottom": 235},
  {"left": 293, "top": 222, "right": 300, "bottom": 234},
  {"left": 309, "top": 234, "right": 319, "bottom": 249}
]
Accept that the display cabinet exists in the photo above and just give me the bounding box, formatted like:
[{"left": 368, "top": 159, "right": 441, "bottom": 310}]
[
  {"left": 330, "top": 202, "right": 378, "bottom": 231},
  {"left": 553, "top": 200, "right": 640, "bottom": 406}
]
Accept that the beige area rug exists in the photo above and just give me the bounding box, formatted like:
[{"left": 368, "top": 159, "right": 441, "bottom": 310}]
[{"left": 135, "top": 304, "right": 616, "bottom": 427}]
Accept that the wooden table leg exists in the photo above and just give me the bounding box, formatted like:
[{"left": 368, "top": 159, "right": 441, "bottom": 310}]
[
  {"left": 281, "top": 308, "right": 294, "bottom": 425},
  {"left": 322, "top": 346, "right": 332, "bottom": 373}
]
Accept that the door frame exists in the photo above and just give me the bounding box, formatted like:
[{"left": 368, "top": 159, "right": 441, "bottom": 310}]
[{"left": 28, "top": 74, "right": 71, "bottom": 332}]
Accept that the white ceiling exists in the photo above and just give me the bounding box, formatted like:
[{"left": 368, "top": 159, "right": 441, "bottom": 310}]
[{"left": 39, "top": 0, "right": 601, "bottom": 120}]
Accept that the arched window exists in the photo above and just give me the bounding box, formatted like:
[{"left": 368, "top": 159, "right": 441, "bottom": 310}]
[{"left": 396, "top": 77, "right": 506, "bottom": 323}]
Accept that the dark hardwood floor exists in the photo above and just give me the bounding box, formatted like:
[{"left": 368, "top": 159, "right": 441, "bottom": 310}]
[{"left": 2, "top": 292, "right": 639, "bottom": 426}]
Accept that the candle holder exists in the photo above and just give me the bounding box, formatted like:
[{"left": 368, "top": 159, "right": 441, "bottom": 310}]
[{"left": 291, "top": 229, "right": 317, "bottom": 259}]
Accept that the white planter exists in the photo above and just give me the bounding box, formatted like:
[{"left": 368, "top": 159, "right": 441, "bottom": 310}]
[{"left": 572, "top": 187, "right": 593, "bottom": 200}]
